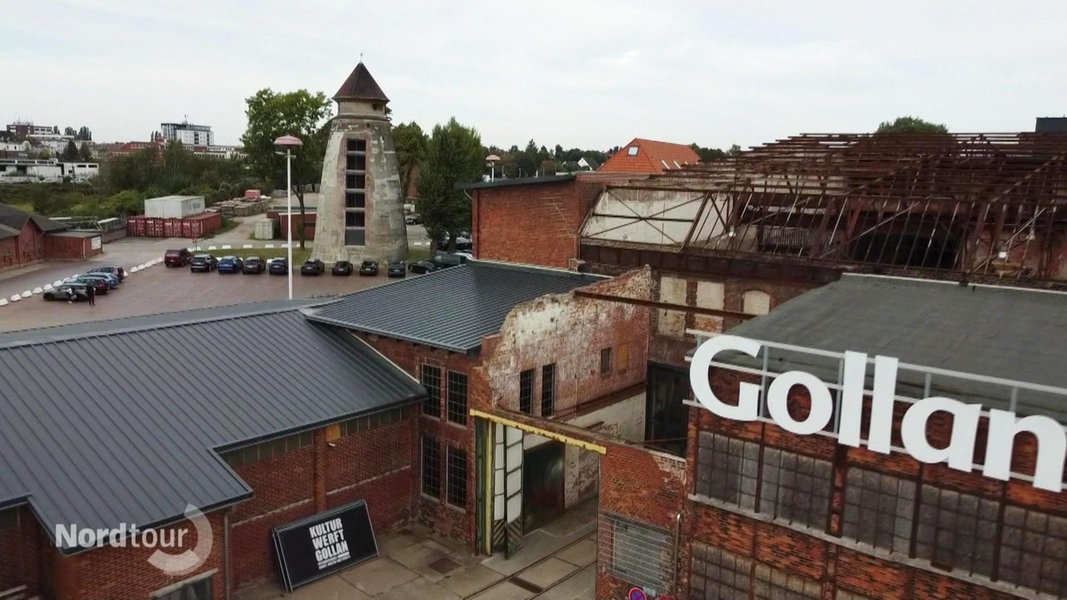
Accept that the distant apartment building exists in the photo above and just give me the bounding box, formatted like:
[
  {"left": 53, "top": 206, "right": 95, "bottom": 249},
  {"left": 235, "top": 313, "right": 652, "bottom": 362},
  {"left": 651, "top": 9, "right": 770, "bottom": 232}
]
[
  {"left": 161, "top": 120, "right": 214, "bottom": 146},
  {"left": 5, "top": 121, "right": 55, "bottom": 139}
]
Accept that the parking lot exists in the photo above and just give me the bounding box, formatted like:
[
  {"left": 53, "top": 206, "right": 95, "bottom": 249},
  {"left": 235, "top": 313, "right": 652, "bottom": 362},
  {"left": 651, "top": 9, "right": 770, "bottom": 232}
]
[{"left": 0, "top": 217, "right": 434, "bottom": 333}]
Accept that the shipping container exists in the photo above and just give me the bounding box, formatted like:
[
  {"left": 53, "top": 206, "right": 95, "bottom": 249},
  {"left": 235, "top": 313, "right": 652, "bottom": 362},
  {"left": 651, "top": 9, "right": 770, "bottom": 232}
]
[{"left": 144, "top": 195, "right": 206, "bottom": 219}]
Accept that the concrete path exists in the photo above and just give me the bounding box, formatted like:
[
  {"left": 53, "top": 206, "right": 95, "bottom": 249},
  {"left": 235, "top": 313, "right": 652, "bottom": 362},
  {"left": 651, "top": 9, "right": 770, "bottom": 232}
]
[{"left": 236, "top": 502, "right": 598, "bottom": 600}]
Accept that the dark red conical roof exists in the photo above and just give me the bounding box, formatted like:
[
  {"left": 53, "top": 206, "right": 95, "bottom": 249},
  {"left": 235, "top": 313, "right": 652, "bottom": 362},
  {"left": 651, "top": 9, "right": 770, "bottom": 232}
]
[{"left": 333, "top": 62, "right": 389, "bottom": 103}]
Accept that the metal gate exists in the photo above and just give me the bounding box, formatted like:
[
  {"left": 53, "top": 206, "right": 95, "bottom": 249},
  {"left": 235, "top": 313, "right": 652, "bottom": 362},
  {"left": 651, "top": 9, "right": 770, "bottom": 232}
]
[{"left": 492, "top": 423, "right": 524, "bottom": 557}]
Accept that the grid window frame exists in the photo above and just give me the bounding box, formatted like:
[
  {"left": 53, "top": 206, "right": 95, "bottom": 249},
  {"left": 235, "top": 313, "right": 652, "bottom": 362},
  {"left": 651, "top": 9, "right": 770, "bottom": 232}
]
[
  {"left": 915, "top": 484, "right": 998, "bottom": 578},
  {"left": 758, "top": 446, "right": 833, "bottom": 530},
  {"left": 695, "top": 431, "right": 759, "bottom": 510},
  {"left": 446, "top": 371, "right": 468, "bottom": 426},
  {"left": 420, "top": 364, "right": 442, "bottom": 418},
  {"left": 446, "top": 446, "right": 467, "bottom": 508},
  {"left": 541, "top": 363, "right": 555, "bottom": 416},
  {"left": 599, "top": 347, "right": 612, "bottom": 375},
  {"left": 519, "top": 369, "right": 534, "bottom": 414},
  {"left": 603, "top": 514, "right": 673, "bottom": 593},
  {"left": 421, "top": 435, "right": 441, "bottom": 498},
  {"left": 753, "top": 564, "right": 820, "bottom": 600},
  {"left": 999, "top": 505, "right": 1067, "bottom": 596},
  {"left": 152, "top": 576, "right": 212, "bottom": 600},
  {"left": 690, "top": 543, "right": 752, "bottom": 600},
  {"left": 841, "top": 467, "right": 916, "bottom": 555}
]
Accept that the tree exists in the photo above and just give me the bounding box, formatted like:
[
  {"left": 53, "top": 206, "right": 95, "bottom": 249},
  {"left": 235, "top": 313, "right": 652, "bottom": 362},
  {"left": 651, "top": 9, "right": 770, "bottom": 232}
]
[
  {"left": 689, "top": 143, "right": 727, "bottom": 162},
  {"left": 392, "top": 121, "right": 429, "bottom": 202},
  {"left": 78, "top": 142, "right": 93, "bottom": 162},
  {"left": 61, "top": 140, "right": 79, "bottom": 161},
  {"left": 64, "top": 126, "right": 76, "bottom": 137},
  {"left": 77, "top": 126, "right": 92, "bottom": 141},
  {"left": 241, "top": 88, "right": 332, "bottom": 248},
  {"left": 876, "top": 116, "right": 948, "bottom": 134},
  {"left": 415, "top": 117, "right": 484, "bottom": 251}
]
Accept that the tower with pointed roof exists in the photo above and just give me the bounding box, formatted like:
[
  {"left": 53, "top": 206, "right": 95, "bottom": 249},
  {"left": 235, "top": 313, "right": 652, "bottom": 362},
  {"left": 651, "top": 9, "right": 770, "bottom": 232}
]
[{"left": 314, "top": 62, "right": 408, "bottom": 263}]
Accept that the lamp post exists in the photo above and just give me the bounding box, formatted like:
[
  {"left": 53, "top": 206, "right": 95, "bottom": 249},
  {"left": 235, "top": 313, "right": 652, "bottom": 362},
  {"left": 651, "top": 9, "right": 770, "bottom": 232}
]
[
  {"left": 274, "top": 135, "right": 303, "bottom": 300},
  {"left": 485, "top": 154, "right": 500, "bottom": 182}
]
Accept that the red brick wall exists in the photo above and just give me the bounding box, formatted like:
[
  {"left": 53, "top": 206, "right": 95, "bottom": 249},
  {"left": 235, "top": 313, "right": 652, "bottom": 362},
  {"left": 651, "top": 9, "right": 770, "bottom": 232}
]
[
  {"left": 0, "top": 506, "right": 42, "bottom": 595},
  {"left": 356, "top": 333, "right": 481, "bottom": 546},
  {"left": 44, "top": 234, "right": 98, "bottom": 260},
  {"left": 44, "top": 511, "right": 227, "bottom": 600},
  {"left": 0, "top": 222, "right": 45, "bottom": 269},
  {"left": 471, "top": 173, "right": 636, "bottom": 269},
  {"left": 597, "top": 441, "right": 687, "bottom": 600},
  {"left": 674, "top": 367, "right": 1065, "bottom": 599}
]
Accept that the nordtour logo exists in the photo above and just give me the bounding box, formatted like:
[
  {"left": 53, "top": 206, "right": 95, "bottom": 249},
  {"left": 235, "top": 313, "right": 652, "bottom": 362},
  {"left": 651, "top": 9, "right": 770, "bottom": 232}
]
[{"left": 55, "top": 504, "right": 212, "bottom": 576}]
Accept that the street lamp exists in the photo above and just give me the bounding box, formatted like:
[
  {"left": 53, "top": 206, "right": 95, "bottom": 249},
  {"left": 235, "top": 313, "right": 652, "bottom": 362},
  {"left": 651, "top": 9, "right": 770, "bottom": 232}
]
[
  {"left": 485, "top": 154, "right": 500, "bottom": 182},
  {"left": 274, "top": 135, "right": 303, "bottom": 300}
]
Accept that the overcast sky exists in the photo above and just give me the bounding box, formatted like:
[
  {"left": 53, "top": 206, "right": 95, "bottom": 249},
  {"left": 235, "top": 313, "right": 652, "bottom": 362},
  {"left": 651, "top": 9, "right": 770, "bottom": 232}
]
[{"left": 3, "top": 1, "right": 1065, "bottom": 152}]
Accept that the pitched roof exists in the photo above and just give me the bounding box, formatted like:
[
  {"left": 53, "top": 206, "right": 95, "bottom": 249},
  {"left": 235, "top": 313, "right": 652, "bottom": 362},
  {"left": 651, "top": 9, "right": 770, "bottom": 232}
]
[
  {"left": 333, "top": 62, "right": 389, "bottom": 103},
  {"left": 0, "top": 302, "right": 425, "bottom": 552},
  {"left": 597, "top": 138, "right": 700, "bottom": 174},
  {"left": 305, "top": 261, "right": 606, "bottom": 353},
  {"left": 0, "top": 203, "right": 66, "bottom": 234},
  {"left": 713, "top": 274, "right": 1067, "bottom": 422}
]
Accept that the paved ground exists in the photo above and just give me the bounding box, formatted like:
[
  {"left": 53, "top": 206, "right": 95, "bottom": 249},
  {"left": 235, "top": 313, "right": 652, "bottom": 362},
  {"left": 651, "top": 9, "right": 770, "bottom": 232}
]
[
  {"left": 0, "top": 217, "right": 433, "bottom": 333},
  {"left": 236, "top": 501, "right": 598, "bottom": 600}
]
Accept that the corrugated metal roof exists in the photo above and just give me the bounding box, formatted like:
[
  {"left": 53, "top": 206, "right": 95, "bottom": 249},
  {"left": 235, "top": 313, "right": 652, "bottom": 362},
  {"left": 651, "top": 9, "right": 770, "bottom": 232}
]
[
  {"left": 305, "top": 262, "right": 606, "bottom": 353},
  {"left": 708, "top": 274, "right": 1067, "bottom": 421},
  {"left": 0, "top": 304, "right": 425, "bottom": 552}
]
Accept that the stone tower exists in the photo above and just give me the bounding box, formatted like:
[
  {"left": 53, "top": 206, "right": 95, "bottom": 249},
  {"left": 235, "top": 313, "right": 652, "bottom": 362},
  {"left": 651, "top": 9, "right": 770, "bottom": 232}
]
[{"left": 315, "top": 62, "right": 408, "bottom": 263}]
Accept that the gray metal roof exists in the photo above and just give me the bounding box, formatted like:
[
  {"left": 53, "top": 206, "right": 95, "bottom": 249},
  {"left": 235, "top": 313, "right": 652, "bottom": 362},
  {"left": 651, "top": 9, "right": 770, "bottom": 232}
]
[
  {"left": 306, "top": 262, "right": 606, "bottom": 353},
  {"left": 0, "top": 303, "right": 425, "bottom": 552},
  {"left": 711, "top": 274, "right": 1067, "bottom": 421}
]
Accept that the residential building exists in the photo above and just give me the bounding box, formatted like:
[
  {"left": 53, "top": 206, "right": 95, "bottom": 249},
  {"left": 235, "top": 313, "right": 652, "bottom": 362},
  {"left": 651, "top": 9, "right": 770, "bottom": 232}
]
[
  {"left": 161, "top": 121, "right": 214, "bottom": 146},
  {"left": 597, "top": 137, "right": 701, "bottom": 174}
]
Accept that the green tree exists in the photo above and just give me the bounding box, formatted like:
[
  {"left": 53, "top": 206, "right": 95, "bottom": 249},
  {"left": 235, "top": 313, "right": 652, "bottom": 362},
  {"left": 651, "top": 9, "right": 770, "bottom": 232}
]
[
  {"left": 392, "top": 121, "right": 429, "bottom": 202},
  {"left": 77, "top": 126, "right": 92, "bottom": 141},
  {"left": 61, "top": 140, "right": 79, "bottom": 161},
  {"left": 241, "top": 88, "right": 332, "bottom": 248},
  {"left": 63, "top": 126, "right": 76, "bottom": 137},
  {"left": 78, "top": 142, "right": 93, "bottom": 162},
  {"left": 689, "top": 143, "right": 727, "bottom": 162},
  {"left": 415, "top": 117, "right": 484, "bottom": 251},
  {"left": 876, "top": 116, "right": 949, "bottom": 134}
]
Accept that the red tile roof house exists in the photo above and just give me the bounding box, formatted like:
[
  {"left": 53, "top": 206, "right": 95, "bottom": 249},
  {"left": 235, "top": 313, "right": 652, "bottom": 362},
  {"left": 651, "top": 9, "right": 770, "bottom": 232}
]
[{"left": 597, "top": 138, "right": 701, "bottom": 174}]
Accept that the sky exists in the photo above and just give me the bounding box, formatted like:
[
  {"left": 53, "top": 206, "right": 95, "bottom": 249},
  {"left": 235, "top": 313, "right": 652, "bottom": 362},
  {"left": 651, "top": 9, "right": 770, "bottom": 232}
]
[{"left": 3, "top": 1, "right": 1066, "bottom": 152}]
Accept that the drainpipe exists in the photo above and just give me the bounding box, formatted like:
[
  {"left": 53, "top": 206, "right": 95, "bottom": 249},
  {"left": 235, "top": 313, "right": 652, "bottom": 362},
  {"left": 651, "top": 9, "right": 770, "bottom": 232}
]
[
  {"left": 223, "top": 509, "right": 231, "bottom": 600},
  {"left": 672, "top": 512, "right": 682, "bottom": 596}
]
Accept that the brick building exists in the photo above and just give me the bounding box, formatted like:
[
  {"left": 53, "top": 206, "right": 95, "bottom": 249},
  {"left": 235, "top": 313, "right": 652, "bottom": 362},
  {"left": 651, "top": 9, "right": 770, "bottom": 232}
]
[
  {"left": 597, "top": 138, "right": 701, "bottom": 174},
  {"left": 0, "top": 302, "right": 425, "bottom": 599},
  {"left": 304, "top": 261, "right": 654, "bottom": 555},
  {"left": 0, "top": 204, "right": 99, "bottom": 270}
]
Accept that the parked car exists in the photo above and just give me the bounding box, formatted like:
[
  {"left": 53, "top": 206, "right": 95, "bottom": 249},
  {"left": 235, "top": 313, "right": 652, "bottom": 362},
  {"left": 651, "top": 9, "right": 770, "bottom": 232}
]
[
  {"left": 190, "top": 254, "right": 218, "bottom": 273},
  {"left": 300, "top": 258, "right": 325, "bottom": 276},
  {"left": 433, "top": 253, "right": 468, "bottom": 269},
  {"left": 89, "top": 265, "right": 127, "bottom": 281},
  {"left": 216, "top": 256, "right": 244, "bottom": 274},
  {"left": 357, "top": 260, "right": 378, "bottom": 276},
  {"left": 332, "top": 260, "right": 354, "bottom": 276},
  {"left": 66, "top": 277, "right": 109, "bottom": 295},
  {"left": 70, "top": 272, "right": 119, "bottom": 289},
  {"left": 43, "top": 283, "right": 90, "bottom": 302},
  {"left": 164, "top": 248, "right": 193, "bottom": 267},
  {"left": 268, "top": 257, "right": 288, "bottom": 275},
  {"left": 242, "top": 257, "right": 265, "bottom": 274},
  {"left": 387, "top": 261, "right": 406, "bottom": 278},
  {"left": 436, "top": 233, "right": 473, "bottom": 252},
  {"left": 405, "top": 214, "right": 421, "bottom": 225},
  {"left": 408, "top": 260, "right": 438, "bottom": 274}
]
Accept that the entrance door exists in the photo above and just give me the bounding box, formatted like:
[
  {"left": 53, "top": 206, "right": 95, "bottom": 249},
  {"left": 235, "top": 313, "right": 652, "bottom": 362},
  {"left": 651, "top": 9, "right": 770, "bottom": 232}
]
[{"left": 522, "top": 441, "right": 565, "bottom": 532}]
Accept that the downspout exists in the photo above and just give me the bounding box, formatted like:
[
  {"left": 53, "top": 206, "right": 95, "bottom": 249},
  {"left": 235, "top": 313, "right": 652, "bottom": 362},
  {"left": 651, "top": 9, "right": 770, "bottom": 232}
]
[
  {"left": 223, "top": 509, "right": 232, "bottom": 600},
  {"left": 672, "top": 512, "right": 682, "bottom": 596}
]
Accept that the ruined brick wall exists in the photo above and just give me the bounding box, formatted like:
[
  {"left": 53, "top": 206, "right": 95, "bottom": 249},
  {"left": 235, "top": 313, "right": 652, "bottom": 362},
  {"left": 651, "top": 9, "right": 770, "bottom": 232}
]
[{"left": 0, "top": 506, "right": 42, "bottom": 596}]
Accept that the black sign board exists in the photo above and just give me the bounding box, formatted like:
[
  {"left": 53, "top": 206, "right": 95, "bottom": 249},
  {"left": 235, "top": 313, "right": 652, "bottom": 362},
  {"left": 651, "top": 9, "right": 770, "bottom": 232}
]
[{"left": 272, "top": 499, "right": 378, "bottom": 591}]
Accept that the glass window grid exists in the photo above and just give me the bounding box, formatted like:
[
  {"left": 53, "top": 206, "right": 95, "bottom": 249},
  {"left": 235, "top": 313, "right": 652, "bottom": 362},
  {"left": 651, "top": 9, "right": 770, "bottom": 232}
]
[
  {"left": 421, "top": 364, "right": 441, "bottom": 417},
  {"left": 222, "top": 431, "right": 313, "bottom": 467},
  {"left": 841, "top": 467, "right": 916, "bottom": 554},
  {"left": 689, "top": 543, "right": 752, "bottom": 600},
  {"left": 421, "top": 435, "right": 440, "bottom": 498},
  {"left": 541, "top": 363, "right": 555, "bottom": 416},
  {"left": 446, "top": 371, "right": 468, "bottom": 425},
  {"left": 759, "top": 447, "right": 832, "bottom": 529},
  {"left": 999, "top": 505, "right": 1067, "bottom": 596},
  {"left": 446, "top": 446, "right": 467, "bottom": 508},
  {"left": 915, "top": 484, "right": 998, "bottom": 578},
  {"left": 519, "top": 369, "right": 534, "bottom": 414},
  {"left": 695, "top": 431, "right": 759, "bottom": 510}
]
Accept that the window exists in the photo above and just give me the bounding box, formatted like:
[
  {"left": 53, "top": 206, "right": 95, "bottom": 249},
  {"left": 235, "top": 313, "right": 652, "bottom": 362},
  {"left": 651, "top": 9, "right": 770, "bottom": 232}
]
[
  {"left": 421, "top": 364, "right": 441, "bottom": 417},
  {"left": 541, "top": 364, "right": 555, "bottom": 416},
  {"left": 753, "top": 564, "right": 820, "bottom": 600},
  {"left": 421, "top": 436, "right": 440, "bottom": 498},
  {"left": 345, "top": 192, "right": 365, "bottom": 208},
  {"left": 915, "top": 485, "right": 998, "bottom": 577},
  {"left": 842, "top": 467, "right": 915, "bottom": 554},
  {"left": 599, "top": 347, "right": 612, "bottom": 375},
  {"left": 690, "top": 543, "right": 751, "bottom": 600},
  {"left": 742, "top": 290, "right": 771, "bottom": 316},
  {"left": 345, "top": 173, "right": 366, "bottom": 189},
  {"left": 759, "top": 447, "right": 832, "bottom": 529},
  {"left": 519, "top": 369, "right": 534, "bottom": 414},
  {"left": 339, "top": 406, "right": 409, "bottom": 436},
  {"left": 153, "top": 576, "right": 212, "bottom": 600},
  {"left": 446, "top": 446, "right": 467, "bottom": 508},
  {"left": 695, "top": 431, "right": 759, "bottom": 510},
  {"left": 345, "top": 212, "right": 365, "bottom": 227},
  {"left": 999, "top": 506, "right": 1067, "bottom": 596},
  {"left": 603, "top": 514, "right": 672, "bottom": 592},
  {"left": 222, "top": 431, "right": 313, "bottom": 467},
  {"left": 446, "top": 371, "right": 468, "bottom": 425},
  {"left": 627, "top": 145, "right": 639, "bottom": 156},
  {"left": 345, "top": 154, "right": 366, "bottom": 170},
  {"left": 346, "top": 139, "right": 366, "bottom": 152}
]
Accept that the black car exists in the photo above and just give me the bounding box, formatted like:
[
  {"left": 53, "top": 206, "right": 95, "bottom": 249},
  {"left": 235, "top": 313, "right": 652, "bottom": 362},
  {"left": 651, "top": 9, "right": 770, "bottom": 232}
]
[
  {"left": 165, "top": 248, "right": 192, "bottom": 267},
  {"left": 190, "top": 254, "right": 218, "bottom": 272},
  {"left": 89, "top": 265, "right": 127, "bottom": 281},
  {"left": 433, "top": 253, "right": 468, "bottom": 269},
  {"left": 387, "top": 261, "right": 406, "bottom": 278},
  {"left": 437, "top": 233, "right": 473, "bottom": 252},
  {"left": 66, "top": 277, "right": 109, "bottom": 295},
  {"left": 357, "top": 260, "right": 378, "bottom": 276},
  {"left": 408, "top": 260, "right": 438, "bottom": 274},
  {"left": 43, "top": 283, "right": 90, "bottom": 302},
  {"left": 332, "top": 260, "right": 354, "bottom": 276},
  {"left": 242, "top": 257, "right": 266, "bottom": 274},
  {"left": 300, "top": 258, "right": 325, "bottom": 276},
  {"left": 267, "top": 257, "right": 289, "bottom": 275}
]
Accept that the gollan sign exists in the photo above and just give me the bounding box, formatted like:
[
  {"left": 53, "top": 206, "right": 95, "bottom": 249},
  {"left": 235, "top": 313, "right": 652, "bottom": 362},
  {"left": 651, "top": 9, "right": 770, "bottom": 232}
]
[{"left": 689, "top": 335, "right": 1066, "bottom": 492}]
